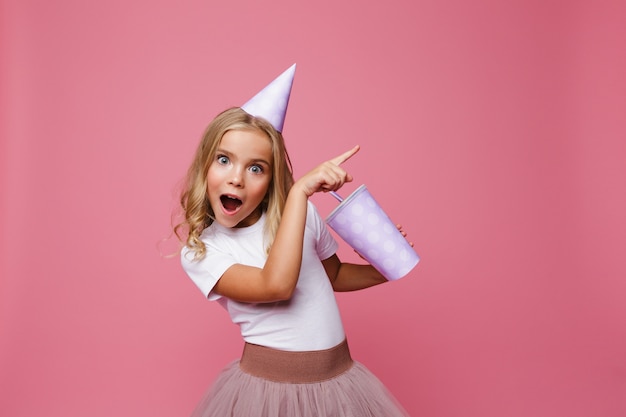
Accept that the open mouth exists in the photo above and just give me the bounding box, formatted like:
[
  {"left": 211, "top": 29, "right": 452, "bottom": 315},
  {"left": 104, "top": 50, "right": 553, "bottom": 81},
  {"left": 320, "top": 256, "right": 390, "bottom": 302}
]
[{"left": 220, "top": 195, "right": 242, "bottom": 213}]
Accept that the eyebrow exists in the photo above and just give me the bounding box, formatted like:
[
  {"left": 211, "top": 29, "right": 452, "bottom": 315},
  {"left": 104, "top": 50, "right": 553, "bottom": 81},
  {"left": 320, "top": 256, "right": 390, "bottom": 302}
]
[
  {"left": 251, "top": 158, "right": 272, "bottom": 168},
  {"left": 216, "top": 148, "right": 272, "bottom": 168}
]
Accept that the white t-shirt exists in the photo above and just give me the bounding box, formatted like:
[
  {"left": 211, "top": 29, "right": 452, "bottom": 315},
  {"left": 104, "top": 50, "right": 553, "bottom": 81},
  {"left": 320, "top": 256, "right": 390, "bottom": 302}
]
[{"left": 181, "top": 201, "right": 346, "bottom": 351}]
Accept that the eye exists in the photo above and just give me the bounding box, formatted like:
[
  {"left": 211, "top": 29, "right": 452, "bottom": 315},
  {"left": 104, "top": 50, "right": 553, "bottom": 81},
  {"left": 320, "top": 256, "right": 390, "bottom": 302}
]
[
  {"left": 216, "top": 155, "right": 229, "bottom": 165},
  {"left": 249, "top": 164, "right": 264, "bottom": 174}
]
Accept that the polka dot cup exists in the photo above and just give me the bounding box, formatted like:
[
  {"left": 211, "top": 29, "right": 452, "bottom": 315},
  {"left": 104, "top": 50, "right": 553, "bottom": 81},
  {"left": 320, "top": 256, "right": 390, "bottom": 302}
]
[{"left": 326, "top": 185, "right": 420, "bottom": 280}]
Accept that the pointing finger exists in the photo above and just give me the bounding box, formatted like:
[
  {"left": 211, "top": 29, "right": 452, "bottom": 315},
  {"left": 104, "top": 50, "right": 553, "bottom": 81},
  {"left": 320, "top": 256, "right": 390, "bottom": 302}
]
[{"left": 330, "top": 145, "right": 360, "bottom": 166}]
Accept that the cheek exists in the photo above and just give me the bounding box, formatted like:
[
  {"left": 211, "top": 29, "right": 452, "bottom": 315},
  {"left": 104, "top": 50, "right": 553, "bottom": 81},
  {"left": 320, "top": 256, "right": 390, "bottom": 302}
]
[
  {"left": 206, "top": 168, "right": 222, "bottom": 194},
  {"left": 252, "top": 177, "right": 272, "bottom": 200}
]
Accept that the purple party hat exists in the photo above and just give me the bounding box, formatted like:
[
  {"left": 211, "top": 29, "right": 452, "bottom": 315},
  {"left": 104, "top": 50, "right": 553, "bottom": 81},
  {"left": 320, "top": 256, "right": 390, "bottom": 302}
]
[{"left": 241, "top": 64, "right": 296, "bottom": 132}]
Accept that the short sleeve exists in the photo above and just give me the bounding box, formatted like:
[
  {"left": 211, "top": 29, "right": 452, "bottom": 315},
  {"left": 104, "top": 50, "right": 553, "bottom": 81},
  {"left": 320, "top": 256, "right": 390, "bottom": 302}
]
[
  {"left": 180, "top": 244, "right": 236, "bottom": 301},
  {"left": 307, "top": 201, "right": 338, "bottom": 261}
]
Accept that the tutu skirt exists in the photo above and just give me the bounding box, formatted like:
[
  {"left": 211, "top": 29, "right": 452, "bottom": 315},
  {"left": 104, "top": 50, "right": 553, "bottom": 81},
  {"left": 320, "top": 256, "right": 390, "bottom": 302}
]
[{"left": 190, "top": 340, "right": 409, "bottom": 417}]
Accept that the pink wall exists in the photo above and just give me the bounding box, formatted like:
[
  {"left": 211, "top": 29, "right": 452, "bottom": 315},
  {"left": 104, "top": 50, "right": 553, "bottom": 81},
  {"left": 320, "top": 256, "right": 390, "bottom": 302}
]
[{"left": 2, "top": 0, "right": 625, "bottom": 416}]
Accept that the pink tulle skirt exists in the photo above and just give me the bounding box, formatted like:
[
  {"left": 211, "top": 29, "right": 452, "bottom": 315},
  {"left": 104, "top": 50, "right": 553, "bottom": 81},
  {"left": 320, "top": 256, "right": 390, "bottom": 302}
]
[{"left": 190, "top": 340, "right": 409, "bottom": 417}]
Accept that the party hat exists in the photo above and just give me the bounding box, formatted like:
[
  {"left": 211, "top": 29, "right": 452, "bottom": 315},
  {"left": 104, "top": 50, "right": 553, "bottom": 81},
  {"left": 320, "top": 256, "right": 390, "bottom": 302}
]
[{"left": 241, "top": 64, "right": 296, "bottom": 132}]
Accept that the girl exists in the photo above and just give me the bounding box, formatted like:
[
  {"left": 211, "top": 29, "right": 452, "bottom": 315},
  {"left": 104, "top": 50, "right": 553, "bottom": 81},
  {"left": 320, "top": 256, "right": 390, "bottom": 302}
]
[{"left": 176, "top": 69, "right": 410, "bottom": 416}]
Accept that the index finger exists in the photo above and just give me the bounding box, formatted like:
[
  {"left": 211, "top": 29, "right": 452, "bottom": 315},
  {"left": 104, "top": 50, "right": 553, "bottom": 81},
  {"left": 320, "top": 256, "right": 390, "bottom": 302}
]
[{"left": 330, "top": 145, "right": 360, "bottom": 166}]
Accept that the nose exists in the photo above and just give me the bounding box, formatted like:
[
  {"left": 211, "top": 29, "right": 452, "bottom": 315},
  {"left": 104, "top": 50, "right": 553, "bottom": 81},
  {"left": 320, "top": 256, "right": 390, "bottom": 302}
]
[{"left": 228, "top": 168, "right": 244, "bottom": 187}]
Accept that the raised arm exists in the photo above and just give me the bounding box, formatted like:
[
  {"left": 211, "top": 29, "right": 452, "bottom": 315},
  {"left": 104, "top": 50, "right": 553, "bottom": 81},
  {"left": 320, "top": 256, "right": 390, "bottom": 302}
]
[{"left": 213, "top": 146, "right": 360, "bottom": 303}]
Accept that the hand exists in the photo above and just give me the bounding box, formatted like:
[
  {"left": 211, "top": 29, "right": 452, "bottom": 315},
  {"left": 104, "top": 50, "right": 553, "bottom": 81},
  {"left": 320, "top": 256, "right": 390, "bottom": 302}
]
[
  {"left": 294, "top": 145, "right": 360, "bottom": 197},
  {"left": 396, "top": 224, "right": 414, "bottom": 247}
]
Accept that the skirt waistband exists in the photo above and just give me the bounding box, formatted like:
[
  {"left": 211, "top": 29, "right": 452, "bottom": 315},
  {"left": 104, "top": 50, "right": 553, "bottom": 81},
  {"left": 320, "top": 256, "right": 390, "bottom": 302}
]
[{"left": 239, "top": 339, "right": 353, "bottom": 383}]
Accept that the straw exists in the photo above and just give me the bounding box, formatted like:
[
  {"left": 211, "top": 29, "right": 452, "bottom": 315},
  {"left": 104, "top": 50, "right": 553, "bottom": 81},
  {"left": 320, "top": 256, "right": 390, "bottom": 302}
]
[{"left": 330, "top": 191, "right": 344, "bottom": 202}]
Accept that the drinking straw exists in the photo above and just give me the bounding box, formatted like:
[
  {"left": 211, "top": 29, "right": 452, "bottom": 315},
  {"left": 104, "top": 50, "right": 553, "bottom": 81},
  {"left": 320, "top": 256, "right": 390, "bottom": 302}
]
[{"left": 330, "top": 191, "right": 344, "bottom": 202}]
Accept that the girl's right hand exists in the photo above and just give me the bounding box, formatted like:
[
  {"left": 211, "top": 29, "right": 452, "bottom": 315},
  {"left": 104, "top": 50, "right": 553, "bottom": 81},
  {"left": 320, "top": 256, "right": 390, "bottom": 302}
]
[{"left": 294, "top": 145, "right": 360, "bottom": 197}]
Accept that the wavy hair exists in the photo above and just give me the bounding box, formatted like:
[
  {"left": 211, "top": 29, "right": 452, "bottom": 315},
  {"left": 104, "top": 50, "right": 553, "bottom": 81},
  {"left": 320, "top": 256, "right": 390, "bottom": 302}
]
[{"left": 174, "top": 107, "right": 294, "bottom": 259}]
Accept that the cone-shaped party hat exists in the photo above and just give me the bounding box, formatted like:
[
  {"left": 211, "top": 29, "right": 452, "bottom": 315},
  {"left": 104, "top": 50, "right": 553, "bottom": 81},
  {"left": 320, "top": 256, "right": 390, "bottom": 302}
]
[{"left": 241, "top": 64, "right": 296, "bottom": 132}]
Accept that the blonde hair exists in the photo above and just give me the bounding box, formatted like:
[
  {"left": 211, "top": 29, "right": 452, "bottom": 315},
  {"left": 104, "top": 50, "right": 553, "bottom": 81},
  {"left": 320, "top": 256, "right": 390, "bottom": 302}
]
[{"left": 174, "top": 107, "right": 294, "bottom": 259}]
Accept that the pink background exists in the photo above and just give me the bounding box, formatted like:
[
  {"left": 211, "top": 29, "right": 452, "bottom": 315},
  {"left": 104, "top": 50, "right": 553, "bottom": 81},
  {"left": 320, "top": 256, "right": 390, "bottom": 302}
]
[{"left": 2, "top": 1, "right": 625, "bottom": 416}]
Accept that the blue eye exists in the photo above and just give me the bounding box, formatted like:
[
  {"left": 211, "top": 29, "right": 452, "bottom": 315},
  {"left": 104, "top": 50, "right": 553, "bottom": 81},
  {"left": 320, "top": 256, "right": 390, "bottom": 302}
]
[
  {"left": 217, "top": 155, "right": 229, "bottom": 165},
  {"left": 249, "top": 165, "right": 264, "bottom": 174}
]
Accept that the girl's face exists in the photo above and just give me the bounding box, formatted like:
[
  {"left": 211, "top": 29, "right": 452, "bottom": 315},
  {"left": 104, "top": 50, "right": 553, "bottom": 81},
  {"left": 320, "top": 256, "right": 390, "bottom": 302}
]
[{"left": 207, "top": 128, "right": 273, "bottom": 228}]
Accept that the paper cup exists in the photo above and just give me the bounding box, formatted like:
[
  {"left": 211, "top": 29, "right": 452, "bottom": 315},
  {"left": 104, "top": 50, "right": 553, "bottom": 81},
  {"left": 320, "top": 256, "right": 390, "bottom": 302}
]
[{"left": 326, "top": 185, "right": 420, "bottom": 280}]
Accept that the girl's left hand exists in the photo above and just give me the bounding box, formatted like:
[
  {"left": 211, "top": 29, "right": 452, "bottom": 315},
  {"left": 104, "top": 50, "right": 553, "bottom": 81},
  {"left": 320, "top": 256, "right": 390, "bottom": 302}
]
[{"left": 397, "top": 224, "right": 414, "bottom": 247}]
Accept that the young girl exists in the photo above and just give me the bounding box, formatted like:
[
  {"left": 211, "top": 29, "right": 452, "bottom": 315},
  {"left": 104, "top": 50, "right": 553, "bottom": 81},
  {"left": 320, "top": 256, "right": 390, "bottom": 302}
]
[{"left": 176, "top": 67, "right": 410, "bottom": 416}]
